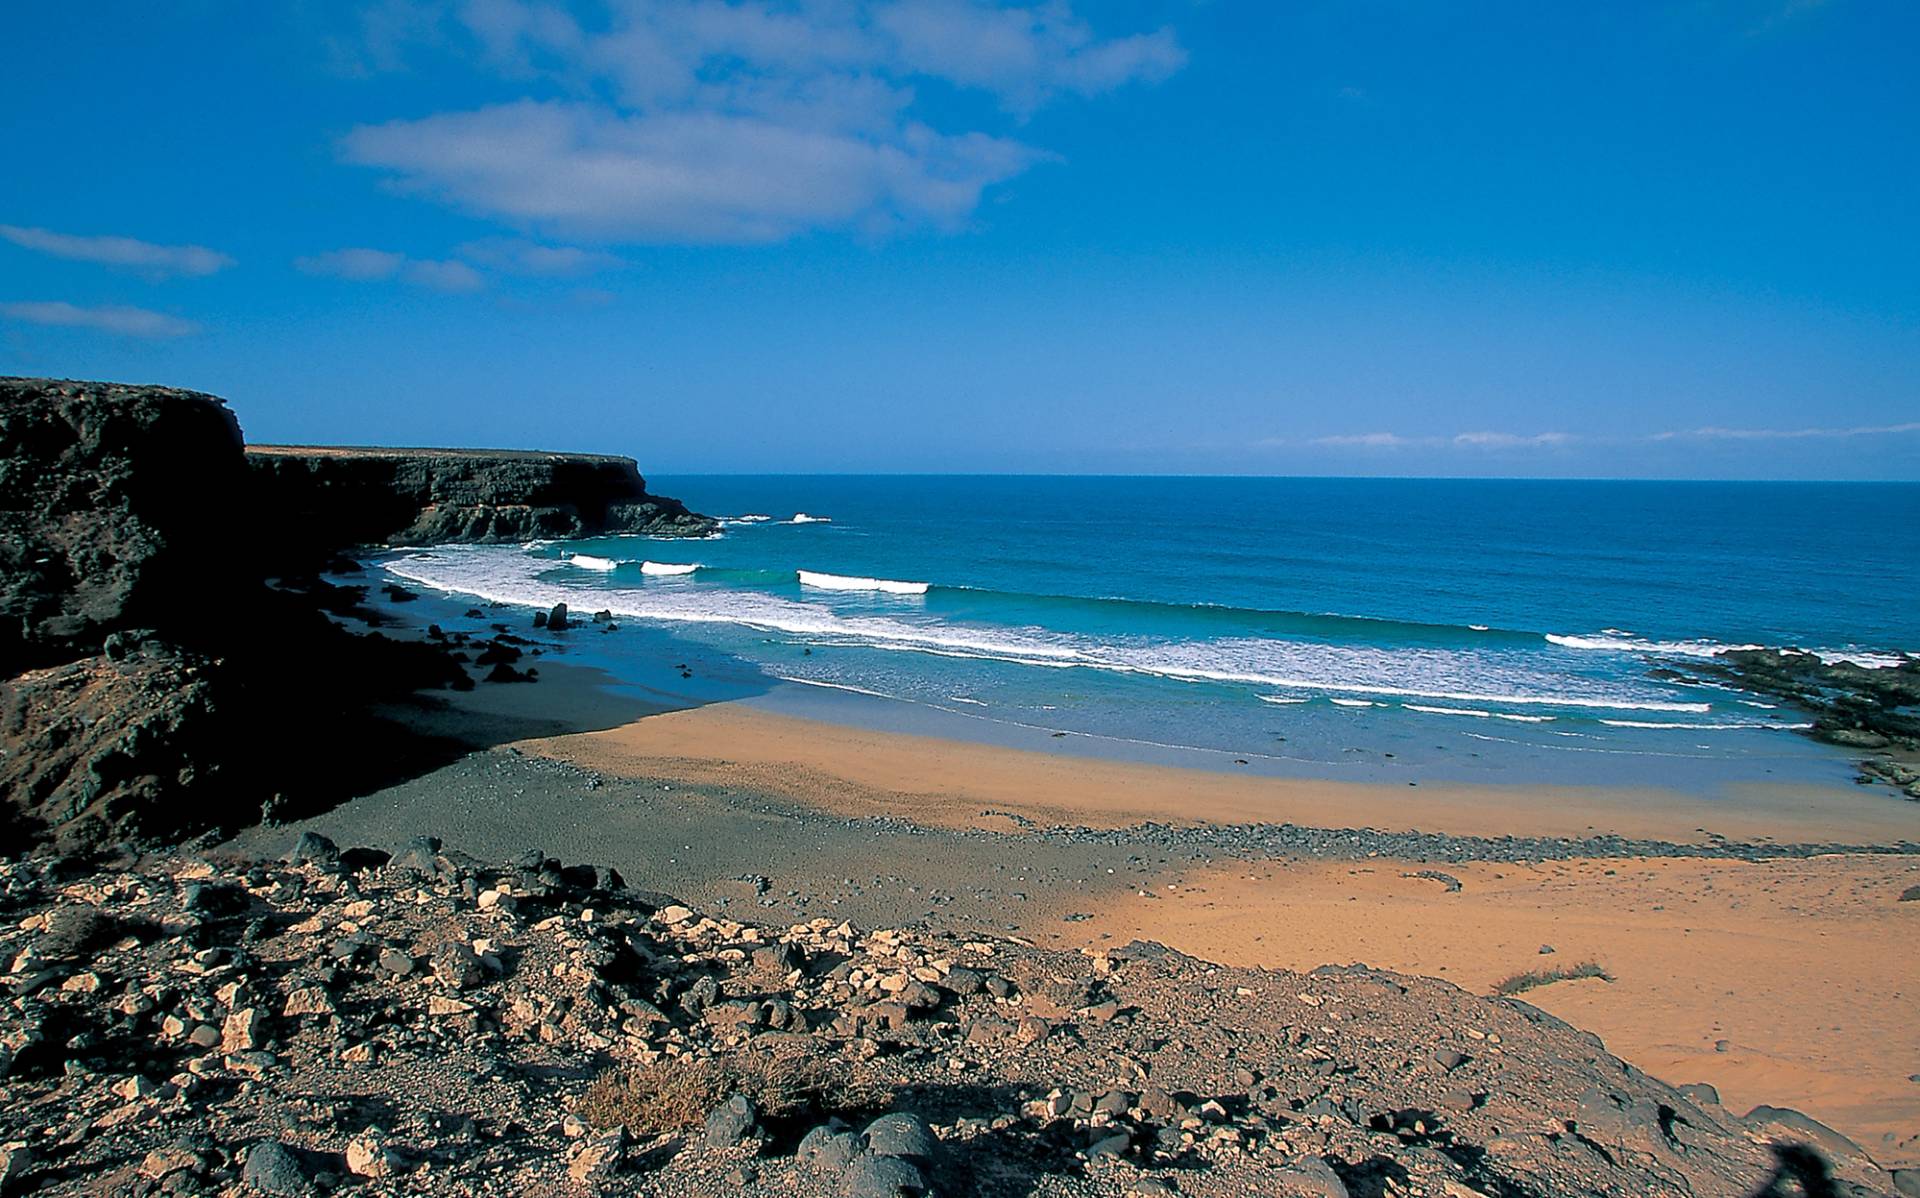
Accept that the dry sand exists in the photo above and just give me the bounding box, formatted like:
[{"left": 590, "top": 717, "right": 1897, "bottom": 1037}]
[
  {"left": 1052, "top": 854, "right": 1920, "bottom": 1166},
  {"left": 507, "top": 697, "right": 1920, "bottom": 1166}
]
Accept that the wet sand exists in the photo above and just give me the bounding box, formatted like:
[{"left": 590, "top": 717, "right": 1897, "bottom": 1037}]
[{"left": 521, "top": 699, "right": 1918, "bottom": 845}]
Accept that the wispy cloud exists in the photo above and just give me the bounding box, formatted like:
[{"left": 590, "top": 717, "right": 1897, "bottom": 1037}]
[
  {"left": 0, "top": 224, "right": 234, "bottom": 277},
  {"left": 1651, "top": 422, "right": 1920, "bottom": 441},
  {"left": 1451, "top": 430, "right": 1574, "bottom": 449},
  {"left": 294, "top": 247, "right": 484, "bottom": 292},
  {"left": 1303, "top": 430, "right": 1574, "bottom": 451},
  {"left": 1289, "top": 421, "right": 1920, "bottom": 454},
  {"left": 456, "top": 237, "right": 622, "bottom": 276},
  {"left": 334, "top": 0, "right": 1182, "bottom": 243},
  {"left": 0, "top": 300, "right": 199, "bottom": 338}
]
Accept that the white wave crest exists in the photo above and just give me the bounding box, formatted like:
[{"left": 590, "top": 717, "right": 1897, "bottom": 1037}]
[
  {"left": 1546, "top": 633, "right": 1762, "bottom": 658},
  {"left": 1256, "top": 695, "right": 1309, "bottom": 705},
  {"left": 568, "top": 554, "right": 619, "bottom": 571},
  {"left": 1549, "top": 632, "right": 1911, "bottom": 669},
  {"left": 1405, "top": 704, "right": 1492, "bottom": 718},
  {"left": 641, "top": 561, "right": 700, "bottom": 576},
  {"left": 383, "top": 547, "right": 1722, "bottom": 715},
  {"left": 1599, "top": 719, "right": 1814, "bottom": 731},
  {"left": 798, "top": 570, "right": 927, "bottom": 595},
  {"left": 1330, "top": 698, "right": 1375, "bottom": 707},
  {"left": 789, "top": 513, "right": 831, "bottom": 524}
]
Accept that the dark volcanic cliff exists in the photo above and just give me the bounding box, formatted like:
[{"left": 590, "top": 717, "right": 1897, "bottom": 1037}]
[
  {"left": 0, "top": 377, "right": 713, "bottom": 848},
  {"left": 247, "top": 444, "right": 714, "bottom": 565}
]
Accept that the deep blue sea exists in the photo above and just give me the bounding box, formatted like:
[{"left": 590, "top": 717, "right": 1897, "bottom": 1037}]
[{"left": 375, "top": 477, "right": 1920, "bottom": 794}]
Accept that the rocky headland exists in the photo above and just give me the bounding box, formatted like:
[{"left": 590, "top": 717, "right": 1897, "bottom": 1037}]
[
  {"left": 245, "top": 445, "right": 714, "bottom": 572},
  {"left": 0, "top": 377, "right": 711, "bottom": 849},
  {"left": 0, "top": 834, "right": 1903, "bottom": 1198}
]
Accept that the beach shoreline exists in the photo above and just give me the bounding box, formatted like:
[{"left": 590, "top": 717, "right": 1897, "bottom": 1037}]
[{"left": 224, "top": 660, "right": 1920, "bottom": 1166}]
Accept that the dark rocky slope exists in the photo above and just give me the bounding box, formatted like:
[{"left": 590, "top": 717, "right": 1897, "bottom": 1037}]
[
  {"left": 247, "top": 444, "right": 714, "bottom": 570},
  {"left": 0, "top": 377, "right": 711, "bottom": 849},
  {"left": 0, "top": 836, "right": 1900, "bottom": 1197}
]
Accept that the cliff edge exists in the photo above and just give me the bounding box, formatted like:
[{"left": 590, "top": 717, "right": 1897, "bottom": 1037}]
[{"left": 247, "top": 444, "right": 714, "bottom": 563}]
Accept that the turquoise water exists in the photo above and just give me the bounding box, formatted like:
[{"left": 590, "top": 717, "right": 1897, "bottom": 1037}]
[{"left": 375, "top": 477, "right": 1920, "bottom": 793}]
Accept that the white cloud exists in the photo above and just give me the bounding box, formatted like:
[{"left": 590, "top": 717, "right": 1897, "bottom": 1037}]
[
  {"left": 345, "top": 101, "right": 1040, "bottom": 242},
  {"left": 0, "top": 300, "right": 199, "bottom": 338},
  {"left": 456, "top": 237, "right": 623, "bottom": 276},
  {"left": 294, "top": 247, "right": 484, "bottom": 291},
  {"left": 335, "top": 0, "right": 1181, "bottom": 243},
  {"left": 1652, "top": 422, "right": 1920, "bottom": 441},
  {"left": 1302, "top": 430, "right": 1573, "bottom": 451},
  {"left": 0, "top": 224, "right": 234, "bottom": 277},
  {"left": 1309, "top": 432, "right": 1412, "bottom": 448},
  {"left": 1451, "top": 430, "right": 1573, "bottom": 449}
]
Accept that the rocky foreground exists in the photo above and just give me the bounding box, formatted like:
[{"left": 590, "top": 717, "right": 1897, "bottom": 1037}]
[{"left": 0, "top": 838, "right": 1903, "bottom": 1198}]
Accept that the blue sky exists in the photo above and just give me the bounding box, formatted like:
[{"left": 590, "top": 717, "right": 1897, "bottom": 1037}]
[{"left": 2, "top": 1, "right": 1915, "bottom": 477}]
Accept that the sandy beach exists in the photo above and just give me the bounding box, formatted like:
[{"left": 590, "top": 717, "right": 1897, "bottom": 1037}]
[
  {"left": 521, "top": 698, "right": 1919, "bottom": 846},
  {"left": 229, "top": 666, "right": 1920, "bottom": 1168}
]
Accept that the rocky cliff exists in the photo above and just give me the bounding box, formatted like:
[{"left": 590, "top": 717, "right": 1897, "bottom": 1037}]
[
  {"left": 247, "top": 444, "right": 714, "bottom": 568},
  {"left": 0, "top": 377, "right": 711, "bottom": 848}
]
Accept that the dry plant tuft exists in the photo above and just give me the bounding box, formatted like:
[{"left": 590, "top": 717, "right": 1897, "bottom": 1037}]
[
  {"left": 1492, "top": 961, "right": 1612, "bottom": 996},
  {"left": 573, "top": 1042, "right": 887, "bottom": 1136}
]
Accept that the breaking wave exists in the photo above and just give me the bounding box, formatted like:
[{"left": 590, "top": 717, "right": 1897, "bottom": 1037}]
[{"left": 798, "top": 570, "right": 928, "bottom": 595}]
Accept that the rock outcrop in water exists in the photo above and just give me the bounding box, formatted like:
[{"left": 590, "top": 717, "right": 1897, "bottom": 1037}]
[
  {"left": 247, "top": 444, "right": 715, "bottom": 569},
  {"left": 0, "top": 377, "right": 712, "bottom": 848},
  {"left": 1703, "top": 649, "right": 1920, "bottom": 754}
]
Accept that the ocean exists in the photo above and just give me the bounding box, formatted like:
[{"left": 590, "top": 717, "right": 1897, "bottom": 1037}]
[{"left": 374, "top": 476, "right": 1920, "bottom": 795}]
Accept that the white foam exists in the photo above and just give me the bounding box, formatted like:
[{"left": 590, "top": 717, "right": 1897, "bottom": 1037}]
[
  {"left": 798, "top": 570, "right": 928, "bottom": 595},
  {"left": 1405, "top": 704, "right": 1492, "bottom": 718},
  {"left": 789, "top": 513, "right": 831, "bottom": 524},
  {"left": 1256, "top": 695, "right": 1309, "bottom": 705},
  {"left": 1330, "top": 698, "right": 1375, "bottom": 707},
  {"left": 727, "top": 514, "right": 772, "bottom": 523},
  {"left": 568, "top": 554, "right": 619, "bottom": 571},
  {"left": 1550, "top": 632, "right": 1911, "bottom": 669},
  {"left": 1599, "top": 719, "right": 1814, "bottom": 731},
  {"left": 1546, "top": 633, "right": 1764, "bottom": 658},
  {"left": 947, "top": 696, "right": 988, "bottom": 706},
  {"left": 1468, "top": 624, "right": 1489, "bottom": 632},
  {"left": 384, "top": 547, "right": 1721, "bottom": 715},
  {"left": 640, "top": 561, "right": 700, "bottom": 576},
  {"left": 772, "top": 676, "right": 896, "bottom": 700}
]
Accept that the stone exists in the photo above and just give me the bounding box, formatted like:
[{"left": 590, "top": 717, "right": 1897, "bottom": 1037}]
[
  {"left": 432, "top": 940, "right": 484, "bottom": 989},
  {"left": 799, "top": 1124, "right": 863, "bottom": 1173},
  {"left": 1891, "top": 1168, "right": 1920, "bottom": 1198},
  {"left": 139, "top": 1145, "right": 205, "bottom": 1179},
  {"left": 286, "top": 832, "right": 339, "bottom": 868},
  {"left": 346, "top": 1128, "right": 406, "bottom": 1178},
  {"left": 1086, "top": 1131, "right": 1132, "bottom": 1159},
  {"left": 222, "top": 1007, "right": 266, "bottom": 1053},
  {"left": 704, "top": 1093, "right": 760, "bottom": 1148},
  {"left": 1674, "top": 1081, "right": 1721, "bottom": 1106},
  {"left": 940, "top": 967, "right": 985, "bottom": 996},
  {"left": 241, "top": 1140, "right": 314, "bottom": 1196},
  {"left": 390, "top": 836, "right": 442, "bottom": 876},
  {"left": 0, "top": 1143, "right": 32, "bottom": 1193},
  {"left": 569, "top": 1128, "right": 626, "bottom": 1184},
  {"left": 841, "top": 1152, "right": 929, "bottom": 1198},
  {"left": 547, "top": 603, "right": 571, "bottom": 631},
  {"left": 1274, "top": 1157, "right": 1350, "bottom": 1198},
  {"left": 863, "top": 1112, "right": 938, "bottom": 1160},
  {"left": 282, "top": 987, "right": 335, "bottom": 1017},
  {"left": 378, "top": 948, "right": 416, "bottom": 976}
]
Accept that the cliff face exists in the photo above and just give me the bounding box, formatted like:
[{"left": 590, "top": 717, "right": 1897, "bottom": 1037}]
[
  {"left": 1, "top": 378, "right": 250, "bottom": 672},
  {"left": 0, "top": 377, "right": 712, "bottom": 848},
  {"left": 247, "top": 445, "right": 715, "bottom": 564}
]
